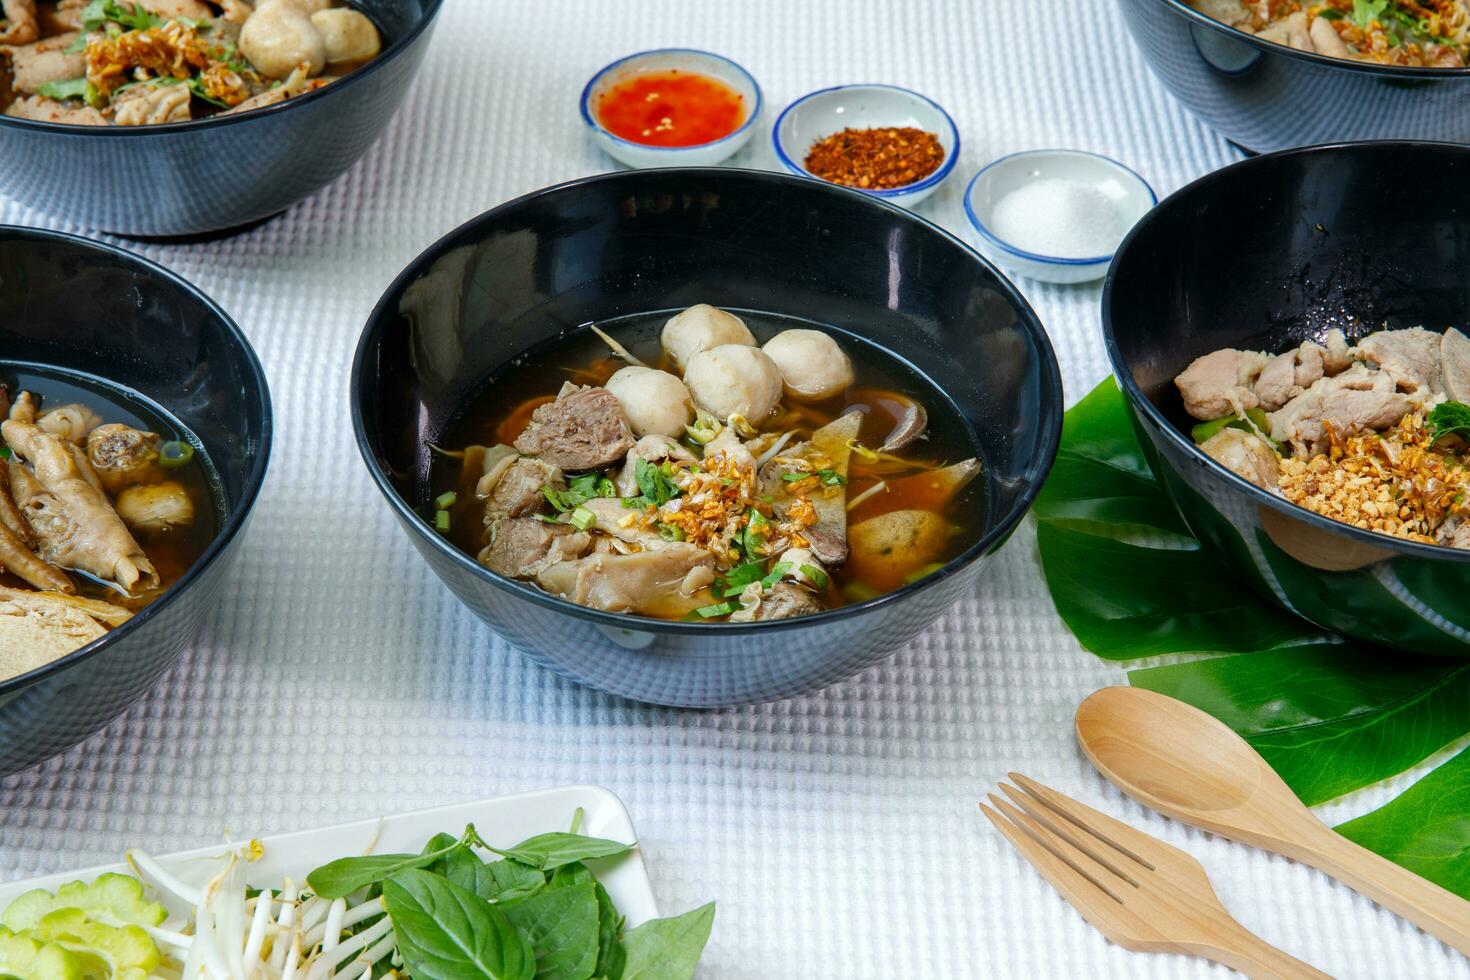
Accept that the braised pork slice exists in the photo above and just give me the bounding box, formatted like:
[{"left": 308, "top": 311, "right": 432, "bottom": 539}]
[
  {"left": 513, "top": 385, "right": 634, "bottom": 471},
  {"left": 1254, "top": 341, "right": 1327, "bottom": 412},
  {"left": 1354, "top": 327, "right": 1444, "bottom": 396},
  {"left": 1441, "top": 328, "right": 1470, "bottom": 403},
  {"left": 1175, "top": 348, "right": 1271, "bottom": 420},
  {"left": 579, "top": 497, "right": 685, "bottom": 551},
  {"left": 755, "top": 582, "right": 824, "bottom": 621},
  {"left": 480, "top": 456, "right": 562, "bottom": 521},
  {"left": 1268, "top": 363, "right": 1413, "bottom": 457},
  {"left": 478, "top": 518, "right": 592, "bottom": 579},
  {"left": 2, "top": 92, "right": 105, "bottom": 124},
  {"left": 3, "top": 32, "right": 83, "bottom": 93},
  {"left": 0, "top": 0, "right": 37, "bottom": 45},
  {"left": 4, "top": 419, "right": 158, "bottom": 593},
  {"left": 535, "top": 543, "right": 715, "bottom": 617}
]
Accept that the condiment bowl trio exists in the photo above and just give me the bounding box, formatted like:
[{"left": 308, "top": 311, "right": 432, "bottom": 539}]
[{"left": 4, "top": 21, "right": 1470, "bottom": 776}]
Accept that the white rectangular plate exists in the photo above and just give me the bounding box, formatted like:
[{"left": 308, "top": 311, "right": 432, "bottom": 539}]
[{"left": 0, "top": 784, "right": 659, "bottom": 926}]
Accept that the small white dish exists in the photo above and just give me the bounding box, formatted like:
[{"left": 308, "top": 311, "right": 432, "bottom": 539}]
[
  {"left": 772, "top": 84, "right": 960, "bottom": 206},
  {"left": 0, "top": 785, "right": 659, "bottom": 924},
  {"left": 580, "top": 48, "right": 762, "bottom": 169},
  {"left": 963, "top": 149, "right": 1157, "bottom": 285}
]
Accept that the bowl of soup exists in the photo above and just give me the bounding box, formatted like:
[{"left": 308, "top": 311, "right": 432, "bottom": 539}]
[
  {"left": 351, "top": 167, "right": 1062, "bottom": 706},
  {"left": 0, "top": 0, "right": 443, "bottom": 236},
  {"left": 1119, "top": 0, "right": 1470, "bottom": 152},
  {"left": 0, "top": 227, "right": 272, "bottom": 775}
]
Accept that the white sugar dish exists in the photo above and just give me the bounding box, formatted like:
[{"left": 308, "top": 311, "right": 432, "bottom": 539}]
[{"left": 963, "top": 150, "right": 1156, "bottom": 284}]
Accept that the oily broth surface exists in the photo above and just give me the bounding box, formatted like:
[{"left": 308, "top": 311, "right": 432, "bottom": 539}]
[
  {"left": 431, "top": 311, "right": 988, "bottom": 616},
  {"left": 0, "top": 365, "right": 221, "bottom": 606}
]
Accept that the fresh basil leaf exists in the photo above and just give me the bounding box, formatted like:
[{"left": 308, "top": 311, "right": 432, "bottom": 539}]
[
  {"left": 1337, "top": 745, "right": 1470, "bottom": 898},
  {"left": 618, "top": 903, "right": 715, "bottom": 980},
  {"left": 481, "top": 859, "right": 548, "bottom": 902},
  {"left": 1036, "top": 522, "right": 1326, "bottom": 659},
  {"left": 547, "top": 863, "right": 594, "bottom": 890},
  {"left": 307, "top": 825, "right": 481, "bottom": 899},
  {"left": 592, "top": 880, "right": 625, "bottom": 980},
  {"left": 383, "top": 869, "right": 535, "bottom": 980},
  {"left": 489, "top": 833, "right": 633, "bottom": 872},
  {"left": 500, "top": 882, "right": 600, "bottom": 980},
  {"left": 1131, "top": 646, "right": 1470, "bottom": 805},
  {"left": 1031, "top": 378, "right": 1191, "bottom": 537}
]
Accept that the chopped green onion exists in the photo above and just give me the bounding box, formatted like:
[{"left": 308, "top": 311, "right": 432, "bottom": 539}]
[
  {"left": 799, "top": 564, "right": 830, "bottom": 589},
  {"left": 781, "top": 471, "right": 812, "bottom": 483},
  {"left": 570, "top": 506, "right": 596, "bottom": 531},
  {"left": 694, "top": 601, "right": 738, "bottom": 619},
  {"left": 158, "top": 441, "right": 194, "bottom": 469},
  {"left": 759, "top": 561, "right": 794, "bottom": 590},
  {"left": 0, "top": 447, "right": 10, "bottom": 460},
  {"left": 434, "top": 510, "right": 451, "bottom": 533},
  {"left": 435, "top": 491, "right": 458, "bottom": 510},
  {"left": 842, "top": 582, "right": 881, "bottom": 603},
  {"left": 656, "top": 522, "right": 685, "bottom": 541},
  {"left": 818, "top": 469, "right": 846, "bottom": 487},
  {"left": 718, "top": 560, "right": 769, "bottom": 597}
]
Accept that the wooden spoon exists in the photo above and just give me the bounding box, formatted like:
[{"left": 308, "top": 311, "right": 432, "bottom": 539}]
[{"left": 1075, "top": 686, "right": 1470, "bottom": 956}]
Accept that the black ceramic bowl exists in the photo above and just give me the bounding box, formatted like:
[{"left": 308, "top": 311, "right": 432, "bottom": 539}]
[
  {"left": 1104, "top": 141, "right": 1470, "bottom": 659},
  {"left": 1119, "top": 0, "right": 1470, "bottom": 152},
  {"left": 0, "top": 0, "right": 442, "bottom": 237},
  {"left": 352, "top": 168, "right": 1062, "bottom": 706},
  {"left": 0, "top": 228, "right": 272, "bottom": 774}
]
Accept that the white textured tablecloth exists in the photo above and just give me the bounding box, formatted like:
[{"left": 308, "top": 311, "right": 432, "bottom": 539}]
[{"left": 2, "top": 1, "right": 1467, "bottom": 976}]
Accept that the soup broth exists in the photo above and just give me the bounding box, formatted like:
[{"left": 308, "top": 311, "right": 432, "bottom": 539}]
[
  {"left": 0, "top": 365, "right": 220, "bottom": 608},
  {"left": 430, "top": 309, "right": 986, "bottom": 623}
]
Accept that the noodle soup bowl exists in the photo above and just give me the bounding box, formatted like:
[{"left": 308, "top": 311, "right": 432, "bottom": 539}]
[
  {"left": 1104, "top": 141, "right": 1470, "bottom": 658},
  {"left": 352, "top": 168, "right": 1062, "bottom": 706},
  {"left": 0, "top": 228, "right": 272, "bottom": 775}
]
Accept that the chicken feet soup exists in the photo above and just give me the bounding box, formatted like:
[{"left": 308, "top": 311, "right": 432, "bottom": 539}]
[
  {"left": 1176, "top": 325, "right": 1470, "bottom": 549},
  {"left": 0, "top": 368, "right": 217, "bottom": 681},
  {"left": 0, "top": 0, "right": 381, "bottom": 126},
  {"left": 432, "top": 305, "right": 986, "bottom": 623},
  {"left": 1188, "top": 0, "right": 1470, "bottom": 67}
]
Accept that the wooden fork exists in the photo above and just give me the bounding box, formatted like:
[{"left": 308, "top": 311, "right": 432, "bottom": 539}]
[{"left": 981, "top": 773, "right": 1330, "bottom": 979}]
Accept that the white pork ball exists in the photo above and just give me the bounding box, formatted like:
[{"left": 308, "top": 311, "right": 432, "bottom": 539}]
[
  {"left": 661, "top": 304, "right": 755, "bottom": 370},
  {"left": 763, "top": 329, "right": 854, "bottom": 400},
  {"left": 240, "top": 0, "right": 326, "bottom": 79},
  {"left": 605, "top": 366, "right": 694, "bottom": 439},
  {"left": 683, "top": 344, "right": 784, "bottom": 422},
  {"left": 310, "top": 7, "right": 381, "bottom": 66}
]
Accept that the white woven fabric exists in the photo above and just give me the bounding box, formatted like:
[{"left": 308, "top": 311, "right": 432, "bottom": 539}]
[{"left": 2, "top": 0, "right": 1466, "bottom": 976}]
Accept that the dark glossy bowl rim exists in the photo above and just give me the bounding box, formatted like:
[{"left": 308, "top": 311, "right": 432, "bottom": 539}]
[
  {"left": 0, "top": 0, "right": 445, "bottom": 136},
  {"left": 1101, "top": 138, "right": 1470, "bottom": 566},
  {"left": 0, "top": 226, "right": 275, "bottom": 695},
  {"left": 350, "top": 166, "right": 1064, "bottom": 637},
  {"left": 1153, "top": 0, "right": 1470, "bottom": 77}
]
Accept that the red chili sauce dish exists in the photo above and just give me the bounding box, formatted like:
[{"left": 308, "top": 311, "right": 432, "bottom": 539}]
[{"left": 595, "top": 70, "right": 747, "bottom": 147}]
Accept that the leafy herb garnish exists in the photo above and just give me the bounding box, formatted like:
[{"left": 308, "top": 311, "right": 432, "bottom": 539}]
[
  {"left": 1428, "top": 400, "right": 1470, "bottom": 446},
  {"left": 306, "top": 824, "right": 485, "bottom": 899},
  {"left": 740, "top": 508, "right": 772, "bottom": 560},
  {"left": 1352, "top": 0, "right": 1389, "bottom": 29},
  {"left": 543, "top": 472, "right": 616, "bottom": 513},
  {"left": 623, "top": 458, "right": 681, "bottom": 509},
  {"left": 781, "top": 468, "right": 846, "bottom": 486},
  {"left": 81, "top": 0, "right": 162, "bottom": 33},
  {"left": 37, "top": 78, "right": 100, "bottom": 107}
]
